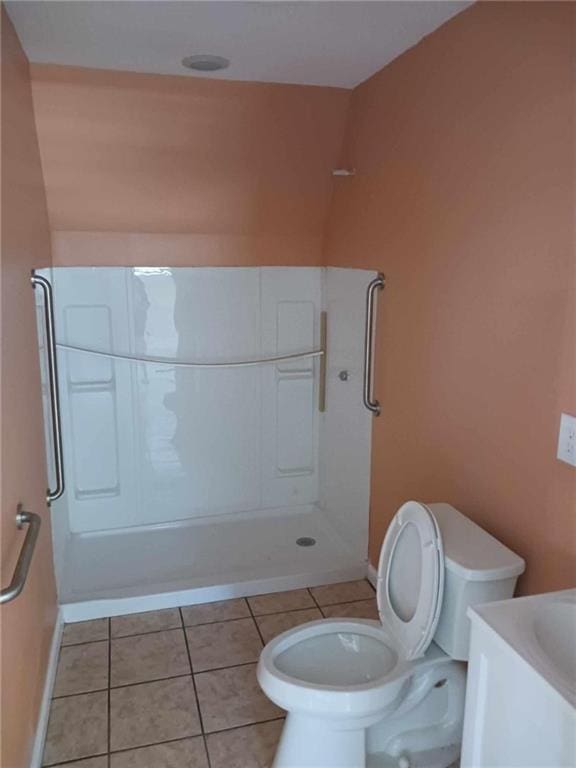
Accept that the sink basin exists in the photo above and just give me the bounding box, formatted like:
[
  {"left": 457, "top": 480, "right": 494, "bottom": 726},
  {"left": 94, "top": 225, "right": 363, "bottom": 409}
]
[
  {"left": 533, "top": 599, "right": 576, "bottom": 696},
  {"left": 469, "top": 588, "right": 576, "bottom": 708}
]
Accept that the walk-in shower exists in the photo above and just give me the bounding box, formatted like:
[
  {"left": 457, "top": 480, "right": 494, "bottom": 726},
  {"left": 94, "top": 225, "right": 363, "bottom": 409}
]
[{"left": 33, "top": 266, "right": 383, "bottom": 621}]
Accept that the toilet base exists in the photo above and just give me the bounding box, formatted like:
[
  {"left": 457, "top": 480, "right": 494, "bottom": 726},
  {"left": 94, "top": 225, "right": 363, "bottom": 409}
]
[
  {"left": 270, "top": 659, "right": 466, "bottom": 768},
  {"left": 273, "top": 717, "right": 460, "bottom": 768},
  {"left": 273, "top": 714, "right": 366, "bottom": 768},
  {"left": 367, "top": 745, "right": 460, "bottom": 768}
]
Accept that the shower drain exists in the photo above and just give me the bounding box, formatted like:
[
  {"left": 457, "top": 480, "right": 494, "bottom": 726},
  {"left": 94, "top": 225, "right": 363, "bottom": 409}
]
[{"left": 296, "top": 537, "right": 316, "bottom": 547}]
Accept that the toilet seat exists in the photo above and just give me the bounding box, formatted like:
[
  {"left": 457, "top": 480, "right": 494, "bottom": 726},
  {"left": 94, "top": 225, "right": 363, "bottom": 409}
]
[{"left": 377, "top": 501, "right": 444, "bottom": 660}]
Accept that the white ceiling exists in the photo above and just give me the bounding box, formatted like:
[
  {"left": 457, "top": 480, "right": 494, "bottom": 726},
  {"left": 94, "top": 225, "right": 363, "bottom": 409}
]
[{"left": 6, "top": 1, "right": 469, "bottom": 89}]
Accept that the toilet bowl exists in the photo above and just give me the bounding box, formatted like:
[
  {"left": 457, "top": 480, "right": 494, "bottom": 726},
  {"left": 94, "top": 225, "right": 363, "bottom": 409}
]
[
  {"left": 257, "top": 501, "right": 526, "bottom": 768},
  {"left": 259, "top": 618, "right": 410, "bottom": 722}
]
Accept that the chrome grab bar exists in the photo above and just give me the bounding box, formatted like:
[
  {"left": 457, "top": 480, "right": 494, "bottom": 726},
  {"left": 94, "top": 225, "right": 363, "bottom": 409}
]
[
  {"left": 55, "top": 342, "right": 324, "bottom": 369},
  {"left": 318, "top": 311, "right": 327, "bottom": 412},
  {"left": 31, "top": 273, "right": 65, "bottom": 503},
  {"left": 363, "top": 273, "right": 385, "bottom": 416},
  {"left": 0, "top": 506, "right": 41, "bottom": 605}
]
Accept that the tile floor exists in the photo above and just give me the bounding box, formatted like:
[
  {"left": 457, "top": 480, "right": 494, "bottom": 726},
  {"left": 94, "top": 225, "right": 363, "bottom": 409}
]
[{"left": 43, "top": 579, "right": 377, "bottom": 768}]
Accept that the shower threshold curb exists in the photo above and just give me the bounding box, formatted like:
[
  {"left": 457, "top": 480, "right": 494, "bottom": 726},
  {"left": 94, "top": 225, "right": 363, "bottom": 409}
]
[{"left": 60, "top": 564, "right": 368, "bottom": 623}]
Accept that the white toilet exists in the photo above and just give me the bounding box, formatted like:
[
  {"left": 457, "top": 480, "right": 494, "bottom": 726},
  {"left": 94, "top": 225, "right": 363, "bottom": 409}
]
[{"left": 257, "top": 501, "right": 525, "bottom": 768}]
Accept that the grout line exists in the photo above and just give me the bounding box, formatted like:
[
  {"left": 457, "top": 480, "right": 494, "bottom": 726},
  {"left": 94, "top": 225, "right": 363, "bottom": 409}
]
[
  {"left": 307, "top": 587, "right": 326, "bottom": 617},
  {"left": 202, "top": 731, "right": 212, "bottom": 767},
  {"left": 179, "top": 607, "right": 213, "bottom": 768},
  {"left": 194, "top": 659, "right": 261, "bottom": 678},
  {"left": 108, "top": 734, "right": 204, "bottom": 756},
  {"left": 178, "top": 609, "right": 194, "bottom": 678},
  {"left": 60, "top": 636, "right": 111, "bottom": 648},
  {"left": 202, "top": 732, "right": 212, "bottom": 768},
  {"left": 180, "top": 609, "right": 206, "bottom": 727},
  {"left": 245, "top": 599, "right": 266, "bottom": 648},
  {"left": 105, "top": 716, "right": 286, "bottom": 757},
  {"left": 52, "top": 686, "right": 110, "bottom": 701},
  {"left": 203, "top": 715, "right": 286, "bottom": 737},
  {"left": 111, "top": 672, "right": 193, "bottom": 691},
  {"left": 43, "top": 749, "right": 108, "bottom": 767},
  {"left": 110, "top": 625, "right": 185, "bottom": 642}
]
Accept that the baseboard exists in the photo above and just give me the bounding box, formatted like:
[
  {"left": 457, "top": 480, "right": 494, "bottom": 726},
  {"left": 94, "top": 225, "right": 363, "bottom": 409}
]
[
  {"left": 29, "top": 608, "right": 64, "bottom": 768},
  {"left": 366, "top": 561, "right": 378, "bottom": 588}
]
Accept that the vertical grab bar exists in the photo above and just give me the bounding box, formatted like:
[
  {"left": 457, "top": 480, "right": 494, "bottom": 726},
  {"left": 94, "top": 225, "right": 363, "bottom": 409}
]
[
  {"left": 318, "top": 311, "right": 327, "bottom": 413},
  {"left": 31, "top": 273, "right": 65, "bottom": 503},
  {"left": 363, "top": 273, "right": 385, "bottom": 416}
]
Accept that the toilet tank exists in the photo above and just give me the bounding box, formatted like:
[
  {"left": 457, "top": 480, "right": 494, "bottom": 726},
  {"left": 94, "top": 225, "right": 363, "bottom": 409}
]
[{"left": 428, "top": 503, "right": 525, "bottom": 661}]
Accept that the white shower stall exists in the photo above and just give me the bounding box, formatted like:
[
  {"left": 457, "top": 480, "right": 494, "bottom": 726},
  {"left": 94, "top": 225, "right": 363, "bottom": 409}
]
[{"left": 34, "top": 266, "right": 380, "bottom": 620}]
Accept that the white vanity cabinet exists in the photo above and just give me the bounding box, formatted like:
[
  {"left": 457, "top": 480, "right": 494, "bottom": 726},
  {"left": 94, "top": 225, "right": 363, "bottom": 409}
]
[{"left": 461, "top": 589, "right": 576, "bottom": 768}]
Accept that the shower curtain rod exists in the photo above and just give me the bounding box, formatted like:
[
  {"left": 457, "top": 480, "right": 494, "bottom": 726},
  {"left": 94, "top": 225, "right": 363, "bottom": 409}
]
[{"left": 56, "top": 343, "right": 324, "bottom": 369}]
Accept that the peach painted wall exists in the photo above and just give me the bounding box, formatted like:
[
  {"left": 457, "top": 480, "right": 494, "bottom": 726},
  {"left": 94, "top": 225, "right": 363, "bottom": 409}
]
[
  {"left": 325, "top": 2, "right": 576, "bottom": 595},
  {"left": 1, "top": 8, "right": 57, "bottom": 768},
  {"left": 30, "top": 64, "right": 350, "bottom": 267}
]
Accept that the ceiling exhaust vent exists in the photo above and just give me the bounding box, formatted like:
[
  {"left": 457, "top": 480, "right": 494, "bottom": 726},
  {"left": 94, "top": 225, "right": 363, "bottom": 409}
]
[{"left": 182, "top": 54, "right": 230, "bottom": 72}]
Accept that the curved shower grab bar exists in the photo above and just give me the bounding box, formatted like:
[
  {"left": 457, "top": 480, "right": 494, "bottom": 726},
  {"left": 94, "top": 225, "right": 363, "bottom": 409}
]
[
  {"left": 1, "top": 506, "right": 41, "bottom": 605},
  {"left": 31, "top": 273, "right": 65, "bottom": 503},
  {"left": 56, "top": 343, "right": 324, "bottom": 369},
  {"left": 363, "top": 273, "right": 385, "bottom": 416}
]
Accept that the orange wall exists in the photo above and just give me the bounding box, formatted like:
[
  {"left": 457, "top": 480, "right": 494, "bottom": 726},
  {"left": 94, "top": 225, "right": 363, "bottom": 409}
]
[
  {"left": 0, "top": 8, "right": 57, "bottom": 768},
  {"left": 325, "top": 2, "right": 576, "bottom": 595},
  {"left": 30, "top": 64, "right": 350, "bottom": 267},
  {"left": 21, "top": 2, "right": 576, "bottom": 598}
]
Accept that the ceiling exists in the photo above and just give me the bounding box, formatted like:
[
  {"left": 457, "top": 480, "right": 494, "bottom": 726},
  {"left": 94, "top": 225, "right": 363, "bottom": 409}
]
[{"left": 6, "top": 1, "right": 469, "bottom": 89}]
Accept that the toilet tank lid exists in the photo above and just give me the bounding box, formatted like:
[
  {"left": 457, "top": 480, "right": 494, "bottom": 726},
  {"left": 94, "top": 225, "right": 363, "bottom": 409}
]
[{"left": 427, "top": 503, "right": 525, "bottom": 582}]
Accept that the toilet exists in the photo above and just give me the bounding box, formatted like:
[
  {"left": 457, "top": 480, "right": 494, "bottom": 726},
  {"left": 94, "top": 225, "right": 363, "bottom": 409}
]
[{"left": 257, "top": 501, "right": 525, "bottom": 768}]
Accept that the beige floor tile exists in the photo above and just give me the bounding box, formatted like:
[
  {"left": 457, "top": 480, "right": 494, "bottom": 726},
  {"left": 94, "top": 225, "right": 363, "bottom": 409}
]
[
  {"left": 310, "top": 580, "right": 374, "bottom": 606},
  {"left": 181, "top": 598, "right": 250, "bottom": 626},
  {"left": 321, "top": 599, "right": 379, "bottom": 621},
  {"left": 256, "top": 608, "right": 322, "bottom": 643},
  {"left": 206, "top": 720, "right": 284, "bottom": 768},
  {"left": 186, "top": 618, "right": 262, "bottom": 672},
  {"left": 248, "top": 589, "right": 315, "bottom": 616},
  {"left": 110, "top": 676, "right": 201, "bottom": 752},
  {"left": 195, "top": 663, "right": 283, "bottom": 733},
  {"left": 111, "top": 628, "right": 190, "bottom": 686},
  {"left": 53, "top": 641, "right": 109, "bottom": 697},
  {"left": 43, "top": 691, "right": 107, "bottom": 766},
  {"left": 50, "top": 759, "right": 108, "bottom": 768},
  {"left": 62, "top": 619, "right": 109, "bottom": 646},
  {"left": 110, "top": 737, "right": 209, "bottom": 768},
  {"left": 111, "top": 608, "right": 181, "bottom": 638}
]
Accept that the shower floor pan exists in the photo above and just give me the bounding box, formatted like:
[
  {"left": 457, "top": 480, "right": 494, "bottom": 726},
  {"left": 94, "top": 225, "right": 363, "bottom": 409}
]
[{"left": 59, "top": 505, "right": 366, "bottom": 622}]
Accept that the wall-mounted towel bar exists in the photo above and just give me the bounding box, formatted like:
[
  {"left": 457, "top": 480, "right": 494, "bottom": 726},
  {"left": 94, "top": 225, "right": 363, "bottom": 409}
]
[
  {"left": 0, "top": 506, "right": 41, "bottom": 605},
  {"left": 31, "top": 273, "right": 65, "bottom": 503},
  {"left": 55, "top": 343, "right": 325, "bottom": 369},
  {"left": 363, "top": 273, "right": 385, "bottom": 416}
]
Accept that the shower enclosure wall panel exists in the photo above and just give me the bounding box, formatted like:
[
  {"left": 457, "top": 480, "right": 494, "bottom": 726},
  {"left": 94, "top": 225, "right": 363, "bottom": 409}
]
[
  {"left": 35, "top": 266, "right": 375, "bottom": 616},
  {"left": 44, "top": 267, "right": 321, "bottom": 532},
  {"left": 319, "top": 268, "right": 374, "bottom": 562}
]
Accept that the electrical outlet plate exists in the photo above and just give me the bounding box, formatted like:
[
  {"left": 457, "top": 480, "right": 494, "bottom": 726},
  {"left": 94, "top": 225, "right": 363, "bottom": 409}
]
[{"left": 557, "top": 413, "right": 576, "bottom": 467}]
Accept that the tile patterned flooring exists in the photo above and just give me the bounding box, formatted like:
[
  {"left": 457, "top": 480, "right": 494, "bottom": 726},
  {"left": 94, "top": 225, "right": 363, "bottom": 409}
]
[{"left": 44, "top": 580, "right": 377, "bottom": 768}]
